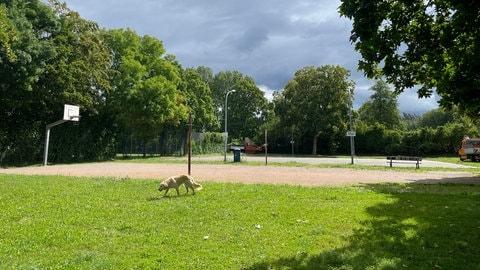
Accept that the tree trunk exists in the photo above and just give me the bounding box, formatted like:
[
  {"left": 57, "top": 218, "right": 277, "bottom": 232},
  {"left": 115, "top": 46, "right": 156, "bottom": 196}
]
[{"left": 312, "top": 132, "right": 318, "bottom": 155}]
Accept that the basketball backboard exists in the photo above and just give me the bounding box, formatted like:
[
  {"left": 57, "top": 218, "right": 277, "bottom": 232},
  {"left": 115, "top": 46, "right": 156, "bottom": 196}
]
[{"left": 63, "top": 104, "right": 80, "bottom": 121}]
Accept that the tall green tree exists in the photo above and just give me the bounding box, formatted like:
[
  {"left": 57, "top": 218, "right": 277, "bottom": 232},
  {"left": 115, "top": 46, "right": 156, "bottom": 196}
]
[
  {"left": 277, "top": 65, "right": 355, "bottom": 155},
  {"left": 42, "top": 0, "right": 114, "bottom": 162},
  {"left": 103, "top": 29, "right": 187, "bottom": 155},
  {"left": 44, "top": 0, "right": 112, "bottom": 113},
  {"left": 357, "top": 80, "right": 403, "bottom": 130},
  {"left": 210, "top": 70, "right": 245, "bottom": 129},
  {"left": 0, "top": 0, "right": 51, "bottom": 164},
  {"left": 0, "top": 0, "right": 59, "bottom": 119},
  {"left": 180, "top": 68, "right": 218, "bottom": 131},
  {"left": 339, "top": 0, "right": 480, "bottom": 117},
  {"left": 227, "top": 77, "right": 269, "bottom": 140},
  {"left": 417, "top": 108, "right": 454, "bottom": 128},
  {"left": 195, "top": 66, "right": 214, "bottom": 87},
  {"left": 1, "top": 0, "right": 113, "bottom": 164}
]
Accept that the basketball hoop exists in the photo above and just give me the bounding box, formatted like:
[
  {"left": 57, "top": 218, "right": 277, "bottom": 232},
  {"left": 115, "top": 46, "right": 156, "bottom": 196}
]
[
  {"left": 64, "top": 104, "right": 80, "bottom": 121},
  {"left": 43, "top": 104, "right": 81, "bottom": 166}
]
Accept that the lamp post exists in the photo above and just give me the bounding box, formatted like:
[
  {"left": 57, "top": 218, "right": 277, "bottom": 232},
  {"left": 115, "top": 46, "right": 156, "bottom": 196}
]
[
  {"left": 224, "top": 89, "right": 236, "bottom": 162},
  {"left": 348, "top": 98, "right": 356, "bottom": 165}
]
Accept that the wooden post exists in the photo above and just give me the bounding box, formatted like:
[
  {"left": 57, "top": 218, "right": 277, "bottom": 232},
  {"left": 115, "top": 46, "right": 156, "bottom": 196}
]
[
  {"left": 187, "top": 111, "right": 192, "bottom": 175},
  {"left": 265, "top": 129, "right": 268, "bottom": 166}
]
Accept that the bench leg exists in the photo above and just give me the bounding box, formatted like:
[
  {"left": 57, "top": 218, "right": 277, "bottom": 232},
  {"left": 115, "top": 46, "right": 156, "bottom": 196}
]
[
  {"left": 416, "top": 160, "right": 419, "bottom": 169},
  {"left": 390, "top": 159, "right": 393, "bottom": 167}
]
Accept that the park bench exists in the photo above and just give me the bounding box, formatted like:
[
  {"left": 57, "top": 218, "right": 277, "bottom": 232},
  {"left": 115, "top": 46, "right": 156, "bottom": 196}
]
[{"left": 386, "top": 156, "right": 422, "bottom": 169}]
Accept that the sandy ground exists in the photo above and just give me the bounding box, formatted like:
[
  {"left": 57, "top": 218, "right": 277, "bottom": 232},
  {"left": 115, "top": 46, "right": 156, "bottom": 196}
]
[{"left": 1, "top": 157, "right": 478, "bottom": 186}]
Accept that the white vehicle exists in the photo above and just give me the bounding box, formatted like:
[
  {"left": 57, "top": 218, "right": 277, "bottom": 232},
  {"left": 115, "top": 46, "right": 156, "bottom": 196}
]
[{"left": 458, "top": 136, "right": 480, "bottom": 161}]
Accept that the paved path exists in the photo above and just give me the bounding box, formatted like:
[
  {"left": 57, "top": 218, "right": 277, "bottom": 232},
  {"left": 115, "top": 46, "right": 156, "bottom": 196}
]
[
  {"left": 1, "top": 157, "right": 477, "bottom": 186},
  {"left": 193, "top": 155, "right": 473, "bottom": 169}
]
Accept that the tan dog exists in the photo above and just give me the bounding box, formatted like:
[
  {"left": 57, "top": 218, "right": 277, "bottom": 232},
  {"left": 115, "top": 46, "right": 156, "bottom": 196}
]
[{"left": 158, "top": 174, "right": 202, "bottom": 196}]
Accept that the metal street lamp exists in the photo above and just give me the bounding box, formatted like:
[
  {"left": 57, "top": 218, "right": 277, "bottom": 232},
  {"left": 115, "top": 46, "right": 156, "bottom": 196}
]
[
  {"left": 348, "top": 97, "right": 356, "bottom": 165},
  {"left": 224, "top": 89, "right": 236, "bottom": 162}
]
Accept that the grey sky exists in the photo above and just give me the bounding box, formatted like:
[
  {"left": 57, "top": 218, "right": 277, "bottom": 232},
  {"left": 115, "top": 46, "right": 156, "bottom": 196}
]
[{"left": 61, "top": 0, "right": 439, "bottom": 114}]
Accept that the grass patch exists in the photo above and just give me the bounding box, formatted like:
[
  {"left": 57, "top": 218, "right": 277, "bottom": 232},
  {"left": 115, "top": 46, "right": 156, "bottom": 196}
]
[
  {"left": 1, "top": 175, "right": 480, "bottom": 269},
  {"left": 428, "top": 156, "right": 480, "bottom": 168}
]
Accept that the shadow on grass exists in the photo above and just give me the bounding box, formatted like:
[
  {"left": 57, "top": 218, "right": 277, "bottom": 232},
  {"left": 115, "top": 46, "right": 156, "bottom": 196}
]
[
  {"left": 413, "top": 176, "right": 480, "bottom": 185},
  {"left": 147, "top": 193, "right": 199, "bottom": 201},
  {"left": 147, "top": 195, "right": 184, "bottom": 201},
  {"left": 243, "top": 178, "right": 480, "bottom": 269}
]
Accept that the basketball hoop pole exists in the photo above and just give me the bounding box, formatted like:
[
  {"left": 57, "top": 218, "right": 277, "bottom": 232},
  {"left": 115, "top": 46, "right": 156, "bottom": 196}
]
[
  {"left": 43, "top": 119, "right": 67, "bottom": 166},
  {"left": 43, "top": 104, "right": 80, "bottom": 166}
]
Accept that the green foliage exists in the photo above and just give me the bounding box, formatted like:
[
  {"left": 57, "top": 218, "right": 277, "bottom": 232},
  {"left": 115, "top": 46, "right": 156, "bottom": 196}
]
[
  {"left": 276, "top": 65, "right": 355, "bottom": 155},
  {"left": 354, "top": 109, "right": 480, "bottom": 156},
  {"left": 191, "top": 132, "right": 224, "bottom": 155},
  {"left": 355, "top": 123, "right": 402, "bottom": 155},
  {"left": 402, "top": 113, "right": 421, "bottom": 130},
  {"left": 195, "top": 66, "right": 215, "bottom": 86},
  {"left": 4, "top": 0, "right": 480, "bottom": 164},
  {"left": 46, "top": 0, "right": 112, "bottom": 112},
  {"left": 1, "top": 174, "right": 480, "bottom": 269},
  {"left": 0, "top": 5, "right": 17, "bottom": 61},
  {"left": 339, "top": 0, "right": 480, "bottom": 117},
  {"left": 358, "top": 80, "right": 403, "bottom": 130},
  {"left": 48, "top": 114, "right": 117, "bottom": 163},
  {"left": 206, "top": 70, "right": 269, "bottom": 141},
  {"left": 227, "top": 77, "right": 269, "bottom": 140},
  {"left": 210, "top": 70, "right": 245, "bottom": 119},
  {"left": 416, "top": 108, "right": 454, "bottom": 128},
  {"left": 0, "top": 0, "right": 114, "bottom": 165},
  {"left": 103, "top": 29, "right": 188, "bottom": 155},
  {"left": 180, "top": 68, "right": 218, "bottom": 131}
]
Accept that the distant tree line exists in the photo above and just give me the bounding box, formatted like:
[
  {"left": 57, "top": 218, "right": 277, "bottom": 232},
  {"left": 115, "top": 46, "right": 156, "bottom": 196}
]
[
  {"left": 1, "top": 0, "right": 479, "bottom": 166},
  {"left": 269, "top": 79, "right": 479, "bottom": 157}
]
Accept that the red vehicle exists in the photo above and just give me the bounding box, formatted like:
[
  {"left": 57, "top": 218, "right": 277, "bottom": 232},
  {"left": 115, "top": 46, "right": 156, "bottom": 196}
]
[
  {"left": 230, "top": 142, "right": 263, "bottom": 154},
  {"left": 244, "top": 142, "right": 263, "bottom": 154}
]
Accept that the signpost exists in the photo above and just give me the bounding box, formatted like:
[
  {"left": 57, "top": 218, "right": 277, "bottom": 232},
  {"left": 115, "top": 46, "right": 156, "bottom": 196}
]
[
  {"left": 346, "top": 130, "right": 356, "bottom": 165},
  {"left": 346, "top": 131, "right": 356, "bottom": 137},
  {"left": 347, "top": 101, "right": 355, "bottom": 165}
]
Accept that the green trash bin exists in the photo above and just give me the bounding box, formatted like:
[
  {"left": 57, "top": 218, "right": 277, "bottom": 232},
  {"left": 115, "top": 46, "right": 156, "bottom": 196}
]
[{"left": 233, "top": 148, "right": 241, "bottom": 162}]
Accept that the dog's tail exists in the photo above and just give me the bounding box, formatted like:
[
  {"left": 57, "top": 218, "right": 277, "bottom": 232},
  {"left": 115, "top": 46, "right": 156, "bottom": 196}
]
[{"left": 187, "top": 175, "right": 203, "bottom": 190}]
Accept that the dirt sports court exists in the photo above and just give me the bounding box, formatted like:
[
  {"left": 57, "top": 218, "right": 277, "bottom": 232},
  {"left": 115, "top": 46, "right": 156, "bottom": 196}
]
[{"left": 1, "top": 157, "right": 478, "bottom": 186}]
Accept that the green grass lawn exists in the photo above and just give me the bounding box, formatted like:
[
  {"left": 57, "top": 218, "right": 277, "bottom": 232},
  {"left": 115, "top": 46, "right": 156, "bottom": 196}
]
[{"left": 1, "top": 174, "right": 480, "bottom": 269}]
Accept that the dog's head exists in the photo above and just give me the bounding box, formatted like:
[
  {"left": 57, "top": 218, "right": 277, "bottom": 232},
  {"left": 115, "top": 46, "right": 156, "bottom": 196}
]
[{"left": 158, "top": 182, "right": 168, "bottom": 191}]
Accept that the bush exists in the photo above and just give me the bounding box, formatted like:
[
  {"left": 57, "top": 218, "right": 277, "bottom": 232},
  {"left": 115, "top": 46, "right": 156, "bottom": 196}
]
[{"left": 192, "top": 132, "right": 224, "bottom": 155}]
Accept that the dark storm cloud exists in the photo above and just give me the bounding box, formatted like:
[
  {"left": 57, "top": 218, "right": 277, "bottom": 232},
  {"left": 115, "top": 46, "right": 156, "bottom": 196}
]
[{"left": 59, "top": 0, "right": 439, "bottom": 114}]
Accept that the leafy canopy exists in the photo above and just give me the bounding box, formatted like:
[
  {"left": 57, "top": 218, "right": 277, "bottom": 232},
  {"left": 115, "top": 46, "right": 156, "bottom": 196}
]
[
  {"left": 276, "top": 65, "right": 355, "bottom": 154},
  {"left": 104, "top": 29, "right": 187, "bottom": 141},
  {"left": 339, "top": 0, "right": 480, "bottom": 117},
  {"left": 179, "top": 68, "right": 218, "bottom": 131},
  {"left": 0, "top": 5, "right": 17, "bottom": 61},
  {"left": 358, "top": 80, "right": 403, "bottom": 130}
]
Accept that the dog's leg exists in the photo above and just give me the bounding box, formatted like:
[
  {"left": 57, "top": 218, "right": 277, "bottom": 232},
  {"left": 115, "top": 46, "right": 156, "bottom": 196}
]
[
  {"left": 175, "top": 187, "right": 180, "bottom": 196},
  {"left": 163, "top": 188, "right": 170, "bottom": 197}
]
